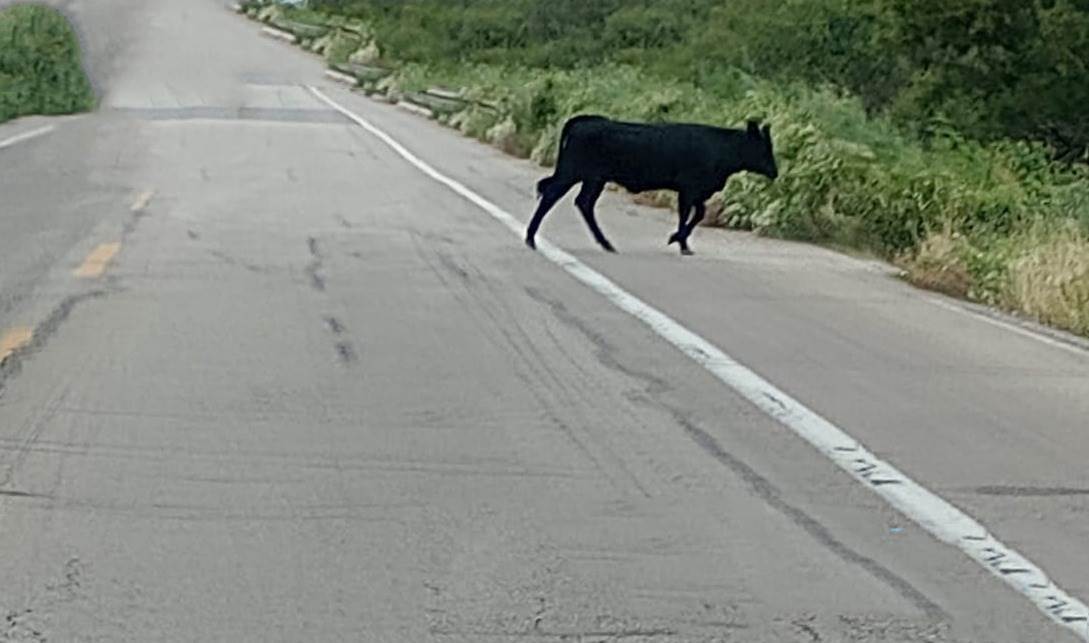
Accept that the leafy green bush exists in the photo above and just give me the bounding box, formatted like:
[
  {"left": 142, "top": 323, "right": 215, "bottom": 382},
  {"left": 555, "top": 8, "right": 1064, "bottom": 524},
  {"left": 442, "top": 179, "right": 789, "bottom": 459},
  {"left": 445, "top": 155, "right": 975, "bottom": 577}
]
[{"left": 0, "top": 4, "right": 95, "bottom": 123}]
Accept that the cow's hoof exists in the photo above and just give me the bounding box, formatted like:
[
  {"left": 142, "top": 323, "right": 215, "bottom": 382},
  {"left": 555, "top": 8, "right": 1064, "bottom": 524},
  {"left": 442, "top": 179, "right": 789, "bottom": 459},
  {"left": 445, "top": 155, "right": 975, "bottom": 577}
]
[
  {"left": 667, "top": 232, "right": 680, "bottom": 245},
  {"left": 525, "top": 237, "right": 537, "bottom": 250},
  {"left": 681, "top": 248, "right": 694, "bottom": 256}
]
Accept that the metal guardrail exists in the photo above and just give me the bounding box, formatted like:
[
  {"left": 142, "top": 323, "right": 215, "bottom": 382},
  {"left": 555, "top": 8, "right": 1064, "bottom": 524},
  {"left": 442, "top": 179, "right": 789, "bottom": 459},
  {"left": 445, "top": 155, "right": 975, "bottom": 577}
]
[
  {"left": 426, "top": 88, "right": 497, "bottom": 111},
  {"left": 244, "top": 8, "right": 503, "bottom": 115},
  {"left": 331, "top": 62, "right": 391, "bottom": 82},
  {"left": 337, "top": 24, "right": 368, "bottom": 37},
  {"left": 404, "top": 91, "right": 465, "bottom": 116},
  {"left": 400, "top": 89, "right": 500, "bottom": 115},
  {"left": 272, "top": 18, "right": 329, "bottom": 39},
  {"left": 424, "top": 87, "right": 462, "bottom": 101}
]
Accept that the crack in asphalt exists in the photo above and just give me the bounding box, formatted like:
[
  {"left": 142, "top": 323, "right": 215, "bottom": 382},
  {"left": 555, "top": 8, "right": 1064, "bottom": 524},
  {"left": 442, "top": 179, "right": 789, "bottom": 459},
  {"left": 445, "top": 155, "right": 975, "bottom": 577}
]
[
  {"left": 973, "top": 486, "right": 1089, "bottom": 497},
  {"left": 305, "top": 236, "right": 325, "bottom": 291},
  {"left": 0, "top": 289, "right": 111, "bottom": 397}
]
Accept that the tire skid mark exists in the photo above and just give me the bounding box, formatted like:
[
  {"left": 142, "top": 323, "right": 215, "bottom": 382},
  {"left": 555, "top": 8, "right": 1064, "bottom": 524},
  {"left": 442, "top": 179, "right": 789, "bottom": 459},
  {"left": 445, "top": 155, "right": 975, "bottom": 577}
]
[
  {"left": 307, "top": 237, "right": 359, "bottom": 364},
  {"left": 208, "top": 249, "right": 269, "bottom": 274},
  {"left": 324, "top": 316, "right": 346, "bottom": 335},
  {"left": 305, "top": 235, "right": 325, "bottom": 291},
  {"left": 407, "top": 233, "right": 653, "bottom": 499},
  {"left": 0, "top": 437, "right": 587, "bottom": 480},
  {"left": 0, "top": 290, "right": 110, "bottom": 398},
  {"left": 531, "top": 302, "right": 714, "bottom": 495},
  {"left": 334, "top": 340, "right": 356, "bottom": 364},
  {"left": 0, "top": 289, "right": 111, "bottom": 502}
]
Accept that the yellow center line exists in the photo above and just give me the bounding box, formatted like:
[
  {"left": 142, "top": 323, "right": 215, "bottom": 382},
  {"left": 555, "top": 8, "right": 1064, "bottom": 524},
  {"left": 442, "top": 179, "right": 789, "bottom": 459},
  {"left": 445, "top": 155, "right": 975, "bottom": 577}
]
[
  {"left": 131, "top": 189, "right": 155, "bottom": 213},
  {"left": 0, "top": 327, "right": 33, "bottom": 363},
  {"left": 74, "top": 242, "right": 122, "bottom": 279}
]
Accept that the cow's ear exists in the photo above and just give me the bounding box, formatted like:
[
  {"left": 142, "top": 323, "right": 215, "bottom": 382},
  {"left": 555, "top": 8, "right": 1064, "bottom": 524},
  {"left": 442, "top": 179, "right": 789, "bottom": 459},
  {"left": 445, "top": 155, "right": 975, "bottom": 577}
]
[
  {"left": 762, "top": 124, "right": 772, "bottom": 140},
  {"left": 747, "top": 120, "right": 761, "bottom": 137}
]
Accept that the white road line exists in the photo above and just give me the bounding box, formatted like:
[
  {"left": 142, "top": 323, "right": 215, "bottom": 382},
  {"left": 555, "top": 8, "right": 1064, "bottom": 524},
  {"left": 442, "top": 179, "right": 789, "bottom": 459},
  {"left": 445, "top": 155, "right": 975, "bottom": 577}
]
[
  {"left": 308, "top": 85, "right": 1089, "bottom": 640},
  {"left": 0, "top": 125, "right": 55, "bottom": 151},
  {"left": 926, "top": 296, "right": 1089, "bottom": 359}
]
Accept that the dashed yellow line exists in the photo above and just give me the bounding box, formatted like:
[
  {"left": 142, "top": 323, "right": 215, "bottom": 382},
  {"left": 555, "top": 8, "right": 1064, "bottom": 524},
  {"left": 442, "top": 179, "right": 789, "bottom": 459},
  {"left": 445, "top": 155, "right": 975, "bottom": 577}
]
[
  {"left": 131, "top": 189, "right": 155, "bottom": 213},
  {"left": 74, "top": 242, "right": 121, "bottom": 279},
  {"left": 0, "top": 327, "right": 33, "bottom": 364}
]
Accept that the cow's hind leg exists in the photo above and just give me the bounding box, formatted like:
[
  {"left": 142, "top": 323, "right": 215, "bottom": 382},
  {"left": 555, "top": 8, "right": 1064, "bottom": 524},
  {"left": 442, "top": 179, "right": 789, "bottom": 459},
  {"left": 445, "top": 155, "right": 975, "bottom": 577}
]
[
  {"left": 668, "top": 193, "right": 695, "bottom": 255},
  {"left": 526, "top": 176, "right": 575, "bottom": 249},
  {"left": 679, "top": 202, "right": 707, "bottom": 255},
  {"left": 575, "top": 179, "right": 614, "bottom": 252}
]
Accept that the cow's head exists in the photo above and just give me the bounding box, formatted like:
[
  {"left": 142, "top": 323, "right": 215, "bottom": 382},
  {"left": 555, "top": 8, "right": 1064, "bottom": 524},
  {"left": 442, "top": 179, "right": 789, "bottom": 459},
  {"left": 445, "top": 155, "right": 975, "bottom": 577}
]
[{"left": 745, "top": 120, "right": 778, "bottom": 180}]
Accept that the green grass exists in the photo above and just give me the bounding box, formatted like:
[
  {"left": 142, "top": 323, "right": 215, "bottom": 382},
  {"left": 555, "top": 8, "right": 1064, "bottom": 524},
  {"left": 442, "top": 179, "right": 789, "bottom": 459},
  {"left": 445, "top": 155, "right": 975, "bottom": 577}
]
[{"left": 0, "top": 4, "right": 95, "bottom": 124}]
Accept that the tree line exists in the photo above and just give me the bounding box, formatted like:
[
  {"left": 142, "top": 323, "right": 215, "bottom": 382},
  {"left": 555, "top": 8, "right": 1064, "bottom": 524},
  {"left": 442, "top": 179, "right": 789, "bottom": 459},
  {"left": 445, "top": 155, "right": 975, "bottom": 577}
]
[{"left": 309, "top": 0, "right": 1089, "bottom": 162}]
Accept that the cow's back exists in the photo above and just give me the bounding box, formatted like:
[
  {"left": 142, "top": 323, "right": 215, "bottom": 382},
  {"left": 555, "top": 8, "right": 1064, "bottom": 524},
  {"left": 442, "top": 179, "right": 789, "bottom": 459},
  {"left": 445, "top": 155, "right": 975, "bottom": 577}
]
[{"left": 560, "top": 117, "right": 730, "bottom": 192}]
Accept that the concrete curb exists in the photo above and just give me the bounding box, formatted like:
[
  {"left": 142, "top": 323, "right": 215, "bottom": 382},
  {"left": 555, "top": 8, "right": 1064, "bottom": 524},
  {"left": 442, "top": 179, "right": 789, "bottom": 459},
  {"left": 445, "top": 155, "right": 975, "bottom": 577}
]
[
  {"left": 324, "top": 69, "right": 357, "bottom": 86},
  {"left": 395, "top": 100, "right": 433, "bottom": 119},
  {"left": 261, "top": 26, "right": 296, "bottom": 44}
]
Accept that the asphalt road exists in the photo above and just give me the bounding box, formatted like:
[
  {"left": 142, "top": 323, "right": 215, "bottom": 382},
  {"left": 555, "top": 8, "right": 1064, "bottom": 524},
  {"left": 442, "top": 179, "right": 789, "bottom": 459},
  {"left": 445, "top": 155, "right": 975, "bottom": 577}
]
[{"left": 1, "top": 1, "right": 1088, "bottom": 641}]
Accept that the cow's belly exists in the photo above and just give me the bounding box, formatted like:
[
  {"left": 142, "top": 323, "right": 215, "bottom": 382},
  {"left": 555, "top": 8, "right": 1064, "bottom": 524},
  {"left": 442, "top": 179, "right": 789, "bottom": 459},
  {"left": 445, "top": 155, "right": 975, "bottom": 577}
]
[
  {"left": 613, "top": 179, "right": 667, "bottom": 194},
  {"left": 607, "top": 165, "right": 678, "bottom": 193}
]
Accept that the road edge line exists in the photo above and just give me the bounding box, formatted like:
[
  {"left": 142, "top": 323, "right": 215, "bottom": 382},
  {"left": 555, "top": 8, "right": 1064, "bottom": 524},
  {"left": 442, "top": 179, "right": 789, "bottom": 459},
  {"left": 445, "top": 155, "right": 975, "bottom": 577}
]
[
  {"left": 0, "top": 125, "right": 55, "bottom": 151},
  {"left": 925, "top": 295, "right": 1089, "bottom": 359}
]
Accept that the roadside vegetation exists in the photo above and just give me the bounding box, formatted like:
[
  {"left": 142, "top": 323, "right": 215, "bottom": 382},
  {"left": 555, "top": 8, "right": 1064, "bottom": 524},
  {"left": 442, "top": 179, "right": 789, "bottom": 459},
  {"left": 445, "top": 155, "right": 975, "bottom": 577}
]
[
  {"left": 244, "top": 0, "right": 1089, "bottom": 337},
  {"left": 0, "top": 4, "right": 95, "bottom": 124}
]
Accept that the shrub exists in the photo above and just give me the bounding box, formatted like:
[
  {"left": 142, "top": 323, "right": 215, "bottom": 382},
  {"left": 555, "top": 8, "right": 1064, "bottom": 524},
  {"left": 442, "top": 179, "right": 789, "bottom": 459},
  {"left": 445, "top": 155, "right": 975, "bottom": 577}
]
[{"left": 0, "top": 4, "right": 95, "bottom": 123}]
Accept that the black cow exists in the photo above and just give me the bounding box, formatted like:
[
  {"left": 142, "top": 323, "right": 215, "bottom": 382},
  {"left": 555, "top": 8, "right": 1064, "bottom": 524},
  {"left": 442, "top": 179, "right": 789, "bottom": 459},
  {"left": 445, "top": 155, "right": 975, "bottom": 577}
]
[{"left": 525, "top": 115, "right": 778, "bottom": 255}]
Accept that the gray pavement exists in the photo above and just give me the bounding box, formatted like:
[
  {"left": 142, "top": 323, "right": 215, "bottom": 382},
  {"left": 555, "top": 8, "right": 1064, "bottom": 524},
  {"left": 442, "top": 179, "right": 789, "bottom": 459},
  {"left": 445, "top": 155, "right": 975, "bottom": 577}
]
[{"left": 1, "top": 1, "right": 1087, "bottom": 641}]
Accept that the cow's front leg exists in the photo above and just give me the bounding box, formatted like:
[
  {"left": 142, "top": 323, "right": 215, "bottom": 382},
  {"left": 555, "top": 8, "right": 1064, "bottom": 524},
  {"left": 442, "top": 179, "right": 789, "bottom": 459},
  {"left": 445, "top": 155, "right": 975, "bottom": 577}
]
[
  {"left": 526, "top": 177, "right": 576, "bottom": 249},
  {"left": 678, "top": 202, "right": 706, "bottom": 256},
  {"left": 668, "top": 193, "right": 694, "bottom": 254},
  {"left": 575, "top": 180, "right": 615, "bottom": 252}
]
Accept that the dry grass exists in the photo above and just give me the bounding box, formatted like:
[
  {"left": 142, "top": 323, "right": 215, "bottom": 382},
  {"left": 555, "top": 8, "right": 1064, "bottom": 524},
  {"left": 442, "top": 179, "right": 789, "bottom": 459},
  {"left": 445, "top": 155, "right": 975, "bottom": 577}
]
[
  {"left": 1006, "top": 231, "right": 1089, "bottom": 336},
  {"left": 905, "top": 227, "right": 1089, "bottom": 337},
  {"left": 626, "top": 191, "right": 726, "bottom": 228},
  {"left": 484, "top": 118, "right": 522, "bottom": 156},
  {"left": 902, "top": 231, "right": 973, "bottom": 299},
  {"left": 631, "top": 190, "right": 675, "bottom": 209}
]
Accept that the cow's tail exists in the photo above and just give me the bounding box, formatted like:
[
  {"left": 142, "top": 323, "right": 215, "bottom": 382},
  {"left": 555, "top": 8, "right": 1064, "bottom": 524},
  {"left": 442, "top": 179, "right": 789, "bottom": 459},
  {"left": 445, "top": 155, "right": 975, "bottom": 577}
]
[
  {"left": 537, "top": 115, "right": 599, "bottom": 200},
  {"left": 536, "top": 176, "right": 555, "bottom": 199},
  {"left": 558, "top": 114, "right": 599, "bottom": 154},
  {"left": 557, "top": 117, "right": 578, "bottom": 154}
]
